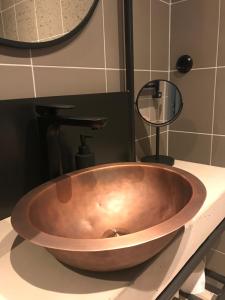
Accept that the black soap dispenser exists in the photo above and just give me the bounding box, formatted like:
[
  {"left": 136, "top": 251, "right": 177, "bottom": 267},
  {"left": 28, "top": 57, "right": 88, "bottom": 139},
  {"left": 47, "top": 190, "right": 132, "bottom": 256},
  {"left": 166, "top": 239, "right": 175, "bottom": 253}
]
[{"left": 75, "top": 135, "right": 95, "bottom": 170}]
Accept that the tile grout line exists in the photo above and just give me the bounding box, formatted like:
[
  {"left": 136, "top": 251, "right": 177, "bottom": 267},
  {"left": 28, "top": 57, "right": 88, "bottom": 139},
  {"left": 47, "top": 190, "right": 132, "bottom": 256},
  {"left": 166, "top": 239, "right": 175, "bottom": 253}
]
[
  {"left": 158, "top": 0, "right": 170, "bottom": 5},
  {"left": 0, "top": 62, "right": 173, "bottom": 72},
  {"left": 135, "top": 69, "right": 169, "bottom": 72},
  {"left": 171, "top": 0, "right": 189, "bottom": 5},
  {"left": 135, "top": 136, "right": 151, "bottom": 142},
  {"left": 170, "top": 130, "right": 212, "bottom": 136},
  {"left": 135, "top": 130, "right": 168, "bottom": 142},
  {"left": 34, "top": 65, "right": 123, "bottom": 70},
  {"left": 170, "top": 129, "right": 225, "bottom": 138},
  {"left": 171, "top": 67, "right": 215, "bottom": 72},
  {"left": 210, "top": 248, "right": 225, "bottom": 255},
  {"left": 2, "top": 61, "right": 225, "bottom": 73},
  {"left": 171, "top": 65, "right": 225, "bottom": 72},
  {"left": 101, "top": 0, "right": 108, "bottom": 93},
  {"left": 13, "top": 4, "right": 19, "bottom": 41},
  {"left": 0, "top": 63, "right": 127, "bottom": 70},
  {"left": 59, "top": 0, "right": 65, "bottom": 34},
  {"left": 1, "top": 0, "right": 27, "bottom": 13},
  {"left": 210, "top": 0, "right": 221, "bottom": 165},
  {"left": 29, "top": 49, "right": 37, "bottom": 98},
  {"left": 33, "top": 0, "right": 40, "bottom": 42}
]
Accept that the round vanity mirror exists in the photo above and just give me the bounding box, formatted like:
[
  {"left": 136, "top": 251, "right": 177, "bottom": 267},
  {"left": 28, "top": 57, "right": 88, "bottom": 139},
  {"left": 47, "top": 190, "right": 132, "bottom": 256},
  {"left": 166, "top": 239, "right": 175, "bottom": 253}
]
[
  {"left": 0, "top": 0, "right": 99, "bottom": 48},
  {"left": 136, "top": 80, "right": 183, "bottom": 127},
  {"left": 136, "top": 79, "right": 183, "bottom": 165}
]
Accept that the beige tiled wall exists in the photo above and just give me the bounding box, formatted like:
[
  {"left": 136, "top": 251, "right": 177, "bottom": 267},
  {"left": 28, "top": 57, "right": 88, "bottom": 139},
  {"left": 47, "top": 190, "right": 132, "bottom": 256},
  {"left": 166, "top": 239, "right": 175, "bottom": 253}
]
[
  {"left": 0, "top": 0, "right": 94, "bottom": 42},
  {"left": 0, "top": 0, "right": 170, "bottom": 162},
  {"left": 169, "top": 0, "right": 225, "bottom": 273},
  {"left": 0, "top": 0, "right": 125, "bottom": 100},
  {"left": 134, "top": 0, "right": 170, "bottom": 161},
  {"left": 169, "top": 0, "right": 225, "bottom": 168}
]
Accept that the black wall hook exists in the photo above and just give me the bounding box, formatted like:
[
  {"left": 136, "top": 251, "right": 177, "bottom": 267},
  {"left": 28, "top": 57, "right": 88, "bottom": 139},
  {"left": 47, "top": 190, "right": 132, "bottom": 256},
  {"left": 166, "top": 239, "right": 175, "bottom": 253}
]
[{"left": 176, "top": 55, "right": 193, "bottom": 73}]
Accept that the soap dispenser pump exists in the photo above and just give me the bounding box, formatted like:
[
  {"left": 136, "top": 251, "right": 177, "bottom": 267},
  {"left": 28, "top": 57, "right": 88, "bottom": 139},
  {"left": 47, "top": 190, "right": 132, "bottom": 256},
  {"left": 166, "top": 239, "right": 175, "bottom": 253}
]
[{"left": 75, "top": 135, "right": 95, "bottom": 170}]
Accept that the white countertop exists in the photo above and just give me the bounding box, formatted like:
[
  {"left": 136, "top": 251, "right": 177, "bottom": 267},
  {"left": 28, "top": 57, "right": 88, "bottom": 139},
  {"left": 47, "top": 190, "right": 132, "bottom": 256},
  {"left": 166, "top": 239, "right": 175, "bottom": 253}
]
[{"left": 1, "top": 160, "right": 225, "bottom": 300}]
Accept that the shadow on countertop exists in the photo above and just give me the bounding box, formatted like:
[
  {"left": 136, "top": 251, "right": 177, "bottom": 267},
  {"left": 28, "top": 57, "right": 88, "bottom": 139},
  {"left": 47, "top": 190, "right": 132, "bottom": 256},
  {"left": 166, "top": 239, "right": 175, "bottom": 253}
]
[{"left": 8, "top": 229, "right": 184, "bottom": 296}]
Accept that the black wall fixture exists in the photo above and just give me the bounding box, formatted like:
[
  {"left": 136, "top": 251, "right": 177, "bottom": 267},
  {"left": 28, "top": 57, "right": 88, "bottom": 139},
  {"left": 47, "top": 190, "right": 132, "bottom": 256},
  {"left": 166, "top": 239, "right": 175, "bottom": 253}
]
[
  {"left": 176, "top": 55, "right": 193, "bottom": 73},
  {"left": 0, "top": 92, "right": 134, "bottom": 219},
  {"left": 124, "top": 0, "right": 135, "bottom": 161}
]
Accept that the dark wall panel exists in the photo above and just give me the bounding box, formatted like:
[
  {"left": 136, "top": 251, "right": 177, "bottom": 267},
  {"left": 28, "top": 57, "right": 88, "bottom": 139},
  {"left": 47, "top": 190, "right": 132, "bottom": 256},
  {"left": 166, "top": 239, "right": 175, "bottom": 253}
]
[{"left": 0, "top": 92, "right": 134, "bottom": 219}]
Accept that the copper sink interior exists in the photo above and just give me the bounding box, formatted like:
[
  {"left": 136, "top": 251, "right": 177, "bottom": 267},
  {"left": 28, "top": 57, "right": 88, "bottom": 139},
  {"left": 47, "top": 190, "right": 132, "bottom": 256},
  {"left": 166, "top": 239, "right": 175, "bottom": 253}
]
[{"left": 11, "top": 163, "right": 206, "bottom": 271}]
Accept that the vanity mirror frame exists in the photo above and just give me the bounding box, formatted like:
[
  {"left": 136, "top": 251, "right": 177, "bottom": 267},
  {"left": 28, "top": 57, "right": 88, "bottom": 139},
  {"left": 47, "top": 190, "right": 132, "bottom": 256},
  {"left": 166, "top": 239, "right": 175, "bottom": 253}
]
[
  {"left": 0, "top": 0, "right": 99, "bottom": 49},
  {"left": 136, "top": 79, "right": 183, "bottom": 128}
]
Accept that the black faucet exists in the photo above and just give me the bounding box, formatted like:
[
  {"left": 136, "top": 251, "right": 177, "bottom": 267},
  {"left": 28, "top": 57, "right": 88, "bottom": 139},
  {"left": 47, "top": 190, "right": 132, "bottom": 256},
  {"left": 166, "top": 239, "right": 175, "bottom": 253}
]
[{"left": 36, "top": 103, "right": 108, "bottom": 180}]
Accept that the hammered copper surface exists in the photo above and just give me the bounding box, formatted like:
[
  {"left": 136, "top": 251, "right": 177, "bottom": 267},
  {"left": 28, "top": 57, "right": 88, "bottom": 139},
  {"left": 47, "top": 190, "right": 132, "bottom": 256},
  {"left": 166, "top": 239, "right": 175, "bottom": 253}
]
[{"left": 11, "top": 163, "right": 206, "bottom": 271}]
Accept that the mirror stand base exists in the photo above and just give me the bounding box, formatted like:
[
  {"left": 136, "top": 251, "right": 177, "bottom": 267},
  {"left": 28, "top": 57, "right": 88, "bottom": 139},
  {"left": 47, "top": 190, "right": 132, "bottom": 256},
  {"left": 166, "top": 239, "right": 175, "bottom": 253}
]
[{"left": 141, "top": 155, "right": 174, "bottom": 166}]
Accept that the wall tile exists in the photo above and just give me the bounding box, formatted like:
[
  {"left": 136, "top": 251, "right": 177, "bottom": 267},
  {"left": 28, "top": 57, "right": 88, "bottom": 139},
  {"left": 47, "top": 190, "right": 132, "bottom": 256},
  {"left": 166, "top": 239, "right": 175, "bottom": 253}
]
[
  {"left": 211, "top": 135, "right": 225, "bottom": 167},
  {"left": 171, "top": 0, "right": 219, "bottom": 69},
  {"left": 1, "top": 0, "right": 13, "bottom": 10},
  {"left": 0, "top": 14, "right": 3, "bottom": 37},
  {"left": 31, "top": 1, "right": 104, "bottom": 68},
  {"left": 133, "top": 0, "right": 150, "bottom": 70},
  {"left": 151, "top": 0, "right": 169, "bottom": 70},
  {"left": 213, "top": 68, "right": 225, "bottom": 135},
  {"left": 107, "top": 69, "right": 125, "bottom": 93},
  {"left": 151, "top": 71, "right": 169, "bottom": 81},
  {"left": 36, "top": 0, "right": 63, "bottom": 41},
  {"left": 135, "top": 137, "right": 152, "bottom": 161},
  {"left": 134, "top": 70, "right": 150, "bottom": 139},
  {"left": 134, "top": 70, "right": 150, "bottom": 98},
  {"left": 151, "top": 131, "right": 168, "bottom": 156},
  {"left": 0, "top": 46, "right": 30, "bottom": 64},
  {"left": 61, "top": 0, "right": 93, "bottom": 33},
  {"left": 103, "top": 0, "right": 125, "bottom": 69},
  {"left": 34, "top": 67, "right": 106, "bottom": 97},
  {"left": 2, "top": 7, "right": 18, "bottom": 41},
  {"left": 16, "top": 0, "right": 38, "bottom": 42},
  {"left": 0, "top": 66, "right": 34, "bottom": 100},
  {"left": 170, "top": 69, "right": 215, "bottom": 133},
  {"left": 169, "top": 131, "right": 211, "bottom": 164}
]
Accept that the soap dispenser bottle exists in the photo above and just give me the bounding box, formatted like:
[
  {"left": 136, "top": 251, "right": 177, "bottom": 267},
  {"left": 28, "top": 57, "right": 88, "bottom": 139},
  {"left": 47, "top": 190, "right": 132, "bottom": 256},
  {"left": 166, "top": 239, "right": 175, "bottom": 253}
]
[{"left": 75, "top": 135, "right": 95, "bottom": 170}]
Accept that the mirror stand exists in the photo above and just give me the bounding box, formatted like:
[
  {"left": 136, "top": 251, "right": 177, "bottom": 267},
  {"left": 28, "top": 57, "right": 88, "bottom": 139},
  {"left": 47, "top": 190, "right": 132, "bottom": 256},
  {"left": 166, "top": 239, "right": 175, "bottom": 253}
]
[{"left": 141, "top": 127, "right": 175, "bottom": 166}]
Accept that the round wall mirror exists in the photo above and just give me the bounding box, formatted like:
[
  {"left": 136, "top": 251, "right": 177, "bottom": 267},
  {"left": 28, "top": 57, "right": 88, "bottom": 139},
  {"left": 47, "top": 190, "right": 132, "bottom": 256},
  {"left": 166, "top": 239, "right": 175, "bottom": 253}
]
[
  {"left": 0, "top": 0, "right": 99, "bottom": 48},
  {"left": 136, "top": 79, "right": 183, "bottom": 165}
]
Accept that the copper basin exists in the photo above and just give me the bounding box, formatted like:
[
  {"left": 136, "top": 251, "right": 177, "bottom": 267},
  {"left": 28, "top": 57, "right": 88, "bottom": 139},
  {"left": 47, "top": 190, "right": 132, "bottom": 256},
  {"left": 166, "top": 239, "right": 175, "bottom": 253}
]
[{"left": 11, "top": 163, "right": 206, "bottom": 271}]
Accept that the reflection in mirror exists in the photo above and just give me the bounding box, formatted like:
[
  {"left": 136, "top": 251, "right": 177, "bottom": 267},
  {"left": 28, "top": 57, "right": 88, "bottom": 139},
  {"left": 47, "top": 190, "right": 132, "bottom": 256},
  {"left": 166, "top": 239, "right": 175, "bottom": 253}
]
[
  {"left": 136, "top": 80, "right": 182, "bottom": 126},
  {"left": 0, "top": 0, "right": 95, "bottom": 43},
  {"left": 136, "top": 80, "right": 183, "bottom": 166}
]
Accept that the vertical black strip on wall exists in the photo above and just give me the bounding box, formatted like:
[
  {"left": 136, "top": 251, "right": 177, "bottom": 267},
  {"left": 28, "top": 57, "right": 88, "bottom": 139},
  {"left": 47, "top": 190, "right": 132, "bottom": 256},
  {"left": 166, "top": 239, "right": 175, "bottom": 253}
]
[{"left": 124, "top": 0, "right": 136, "bottom": 161}]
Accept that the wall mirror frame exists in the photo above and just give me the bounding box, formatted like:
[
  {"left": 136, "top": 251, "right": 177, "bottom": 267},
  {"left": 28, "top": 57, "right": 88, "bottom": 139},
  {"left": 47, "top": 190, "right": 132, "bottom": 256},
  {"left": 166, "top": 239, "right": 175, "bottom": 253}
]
[{"left": 0, "top": 0, "right": 99, "bottom": 49}]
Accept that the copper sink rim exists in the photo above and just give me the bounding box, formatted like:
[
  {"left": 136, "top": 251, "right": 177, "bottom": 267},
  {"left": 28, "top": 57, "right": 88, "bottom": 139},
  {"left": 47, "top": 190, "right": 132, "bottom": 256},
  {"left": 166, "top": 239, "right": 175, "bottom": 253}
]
[{"left": 11, "top": 162, "right": 206, "bottom": 252}]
